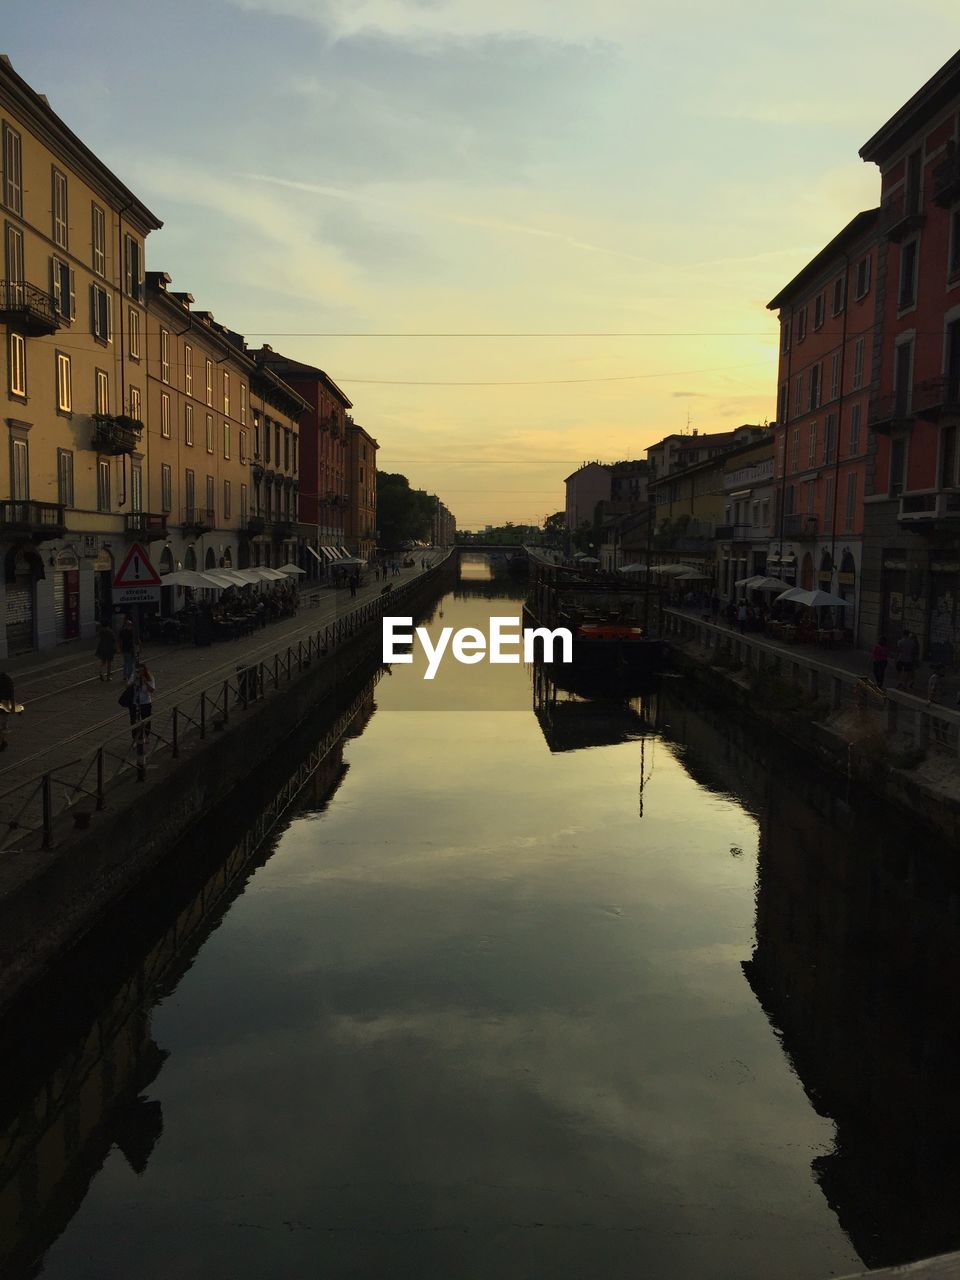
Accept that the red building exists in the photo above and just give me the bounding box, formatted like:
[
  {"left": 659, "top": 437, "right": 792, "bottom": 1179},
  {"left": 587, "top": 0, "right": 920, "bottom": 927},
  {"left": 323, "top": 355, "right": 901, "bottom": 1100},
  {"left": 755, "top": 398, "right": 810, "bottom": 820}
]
[
  {"left": 767, "top": 211, "right": 880, "bottom": 635},
  {"left": 858, "top": 51, "right": 960, "bottom": 660},
  {"left": 253, "top": 348, "right": 352, "bottom": 573}
]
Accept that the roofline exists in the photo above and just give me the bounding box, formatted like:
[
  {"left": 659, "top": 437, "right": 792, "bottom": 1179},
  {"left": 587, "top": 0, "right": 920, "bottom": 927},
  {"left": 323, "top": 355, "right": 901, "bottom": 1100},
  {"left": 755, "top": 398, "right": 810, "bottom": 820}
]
[
  {"left": 859, "top": 49, "right": 960, "bottom": 165},
  {"left": 257, "top": 349, "right": 353, "bottom": 408},
  {"left": 563, "top": 462, "right": 612, "bottom": 482},
  {"left": 648, "top": 430, "right": 772, "bottom": 484},
  {"left": 766, "top": 209, "right": 880, "bottom": 310},
  {"left": 146, "top": 276, "right": 256, "bottom": 370},
  {"left": 0, "top": 54, "right": 162, "bottom": 232}
]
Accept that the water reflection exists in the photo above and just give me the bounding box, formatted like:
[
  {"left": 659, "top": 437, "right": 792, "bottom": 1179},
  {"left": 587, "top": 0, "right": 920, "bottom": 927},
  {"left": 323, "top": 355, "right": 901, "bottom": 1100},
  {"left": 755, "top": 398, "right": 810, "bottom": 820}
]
[{"left": 0, "top": 563, "right": 955, "bottom": 1278}]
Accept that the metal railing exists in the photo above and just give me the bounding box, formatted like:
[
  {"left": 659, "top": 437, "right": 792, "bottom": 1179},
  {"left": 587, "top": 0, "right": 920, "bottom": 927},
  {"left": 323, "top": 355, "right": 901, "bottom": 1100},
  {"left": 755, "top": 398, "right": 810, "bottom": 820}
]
[
  {"left": 0, "top": 500, "right": 66, "bottom": 535},
  {"left": 0, "top": 557, "right": 451, "bottom": 854},
  {"left": 0, "top": 279, "right": 59, "bottom": 332}
]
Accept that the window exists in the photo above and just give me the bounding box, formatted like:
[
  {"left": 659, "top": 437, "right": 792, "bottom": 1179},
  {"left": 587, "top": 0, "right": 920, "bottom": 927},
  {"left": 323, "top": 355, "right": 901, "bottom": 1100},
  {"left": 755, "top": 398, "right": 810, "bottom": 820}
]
[
  {"left": 832, "top": 275, "right": 845, "bottom": 316},
  {"left": 223, "top": 479, "right": 231, "bottom": 521},
  {"left": 52, "top": 168, "right": 68, "bottom": 249},
  {"left": 791, "top": 427, "right": 800, "bottom": 471},
  {"left": 284, "top": 430, "right": 290, "bottom": 470},
  {"left": 129, "top": 306, "right": 141, "bottom": 359},
  {"left": 131, "top": 464, "right": 142, "bottom": 513},
  {"left": 57, "top": 449, "right": 74, "bottom": 507},
  {"left": 824, "top": 413, "right": 837, "bottom": 464},
  {"left": 3, "top": 123, "right": 22, "bottom": 214},
  {"left": 823, "top": 476, "right": 834, "bottom": 533},
  {"left": 8, "top": 331, "right": 25, "bottom": 397},
  {"left": 123, "top": 234, "right": 144, "bottom": 301},
  {"left": 92, "top": 204, "right": 106, "bottom": 276},
  {"left": 240, "top": 482, "right": 248, "bottom": 524},
  {"left": 160, "top": 329, "right": 170, "bottom": 383},
  {"left": 950, "top": 208, "right": 960, "bottom": 279},
  {"left": 293, "top": 437, "right": 298, "bottom": 475},
  {"left": 844, "top": 473, "right": 858, "bottom": 531},
  {"left": 6, "top": 224, "right": 23, "bottom": 284},
  {"left": 254, "top": 415, "right": 262, "bottom": 457},
  {"left": 275, "top": 425, "right": 281, "bottom": 460},
  {"left": 852, "top": 337, "right": 864, "bottom": 391},
  {"left": 939, "top": 425, "right": 957, "bottom": 489},
  {"left": 161, "top": 463, "right": 172, "bottom": 513},
  {"left": 223, "top": 423, "right": 230, "bottom": 459},
  {"left": 264, "top": 420, "right": 271, "bottom": 464},
  {"left": 830, "top": 352, "right": 840, "bottom": 400},
  {"left": 855, "top": 254, "right": 871, "bottom": 299},
  {"left": 205, "top": 413, "right": 214, "bottom": 453},
  {"left": 849, "top": 402, "right": 861, "bottom": 455},
  {"left": 898, "top": 239, "right": 918, "bottom": 310},
  {"left": 781, "top": 320, "right": 791, "bottom": 353},
  {"left": 205, "top": 359, "right": 213, "bottom": 406},
  {"left": 809, "top": 362, "right": 822, "bottom": 411},
  {"left": 91, "top": 283, "right": 111, "bottom": 341},
  {"left": 813, "top": 293, "right": 824, "bottom": 330},
  {"left": 905, "top": 149, "right": 922, "bottom": 215},
  {"left": 797, "top": 307, "right": 807, "bottom": 343},
  {"left": 129, "top": 385, "right": 142, "bottom": 422},
  {"left": 808, "top": 421, "right": 818, "bottom": 468},
  {"left": 205, "top": 474, "right": 214, "bottom": 515},
  {"left": 240, "top": 382, "right": 247, "bottom": 424},
  {"left": 240, "top": 429, "right": 247, "bottom": 463},
  {"left": 161, "top": 391, "right": 171, "bottom": 438},
  {"left": 56, "top": 352, "right": 72, "bottom": 412},
  {"left": 893, "top": 338, "right": 914, "bottom": 416},
  {"left": 184, "top": 344, "right": 193, "bottom": 396},
  {"left": 97, "top": 459, "right": 111, "bottom": 512},
  {"left": 95, "top": 368, "right": 109, "bottom": 414},
  {"left": 185, "top": 402, "right": 194, "bottom": 446},
  {"left": 52, "top": 257, "right": 75, "bottom": 321},
  {"left": 889, "top": 437, "right": 906, "bottom": 498},
  {"left": 185, "top": 468, "right": 195, "bottom": 511},
  {"left": 223, "top": 371, "right": 230, "bottom": 417},
  {"left": 11, "top": 437, "right": 28, "bottom": 500}
]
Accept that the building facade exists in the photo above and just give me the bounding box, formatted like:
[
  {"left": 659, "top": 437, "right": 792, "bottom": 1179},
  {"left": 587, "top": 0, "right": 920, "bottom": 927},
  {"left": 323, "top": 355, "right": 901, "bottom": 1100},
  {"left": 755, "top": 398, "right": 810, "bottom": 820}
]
[
  {"left": 248, "top": 353, "right": 305, "bottom": 572},
  {"left": 0, "top": 55, "right": 161, "bottom": 654},
  {"left": 433, "top": 499, "right": 456, "bottom": 547},
  {"left": 858, "top": 53, "right": 960, "bottom": 661},
  {"left": 766, "top": 212, "right": 879, "bottom": 633},
  {"left": 717, "top": 441, "right": 775, "bottom": 599},
  {"left": 564, "top": 462, "right": 611, "bottom": 532},
  {"left": 345, "top": 421, "right": 377, "bottom": 561}
]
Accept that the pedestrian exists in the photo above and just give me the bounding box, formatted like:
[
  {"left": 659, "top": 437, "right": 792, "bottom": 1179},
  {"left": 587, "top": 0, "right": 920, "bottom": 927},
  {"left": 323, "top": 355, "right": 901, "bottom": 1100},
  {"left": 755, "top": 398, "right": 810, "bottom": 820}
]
[
  {"left": 95, "top": 619, "right": 117, "bottom": 680},
  {"left": 871, "top": 635, "right": 890, "bottom": 689},
  {"left": 349, "top": 570, "right": 359, "bottom": 598},
  {"left": 895, "top": 630, "right": 919, "bottom": 691},
  {"left": 119, "top": 616, "right": 136, "bottom": 680},
  {"left": 126, "top": 662, "right": 155, "bottom": 743},
  {"left": 927, "top": 664, "right": 944, "bottom": 704},
  {"left": 0, "top": 671, "right": 22, "bottom": 753},
  {"left": 737, "top": 600, "right": 748, "bottom": 635}
]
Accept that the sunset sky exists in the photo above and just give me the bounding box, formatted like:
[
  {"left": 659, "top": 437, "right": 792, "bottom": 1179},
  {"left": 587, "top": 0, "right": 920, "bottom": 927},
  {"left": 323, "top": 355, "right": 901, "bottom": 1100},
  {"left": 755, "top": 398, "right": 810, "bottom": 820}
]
[{"left": 6, "top": 2, "right": 958, "bottom": 526}]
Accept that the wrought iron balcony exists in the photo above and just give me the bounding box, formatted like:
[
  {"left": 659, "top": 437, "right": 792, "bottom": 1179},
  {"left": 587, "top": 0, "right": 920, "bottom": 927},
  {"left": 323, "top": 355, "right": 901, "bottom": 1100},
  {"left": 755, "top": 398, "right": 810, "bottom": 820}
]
[
  {"left": 0, "top": 280, "right": 59, "bottom": 335},
  {"left": 869, "top": 391, "right": 915, "bottom": 433},
  {"left": 715, "top": 523, "right": 754, "bottom": 542},
  {"left": 933, "top": 150, "right": 960, "bottom": 208},
  {"left": 898, "top": 491, "right": 960, "bottom": 525},
  {"left": 880, "top": 185, "right": 925, "bottom": 241},
  {"left": 0, "top": 500, "right": 67, "bottom": 538},
  {"left": 124, "top": 512, "right": 167, "bottom": 540},
  {"left": 93, "top": 413, "right": 143, "bottom": 456},
  {"left": 781, "top": 513, "right": 818, "bottom": 539},
  {"left": 911, "top": 376, "right": 960, "bottom": 422},
  {"left": 180, "top": 506, "right": 215, "bottom": 535}
]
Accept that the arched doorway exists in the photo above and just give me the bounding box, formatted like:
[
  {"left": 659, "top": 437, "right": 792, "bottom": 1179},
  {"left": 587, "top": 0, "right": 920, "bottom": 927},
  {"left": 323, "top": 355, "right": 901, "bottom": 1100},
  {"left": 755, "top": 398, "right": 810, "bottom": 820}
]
[
  {"left": 801, "top": 552, "right": 814, "bottom": 591},
  {"left": 204, "top": 547, "right": 216, "bottom": 570},
  {"left": 220, "top": 547, "right": 233, "bottom": 569},
  {"left": 818, "top": 550, "right": 833, "bottom": 589},
  {"left": 184, "top": 546, "right": 197, "bottom": 571},
  {"left": 159, "top": 547, "right": 174, "bottom": 574},
  {"left": 53, "top": 548, "right": 81, "bottom": 642}
]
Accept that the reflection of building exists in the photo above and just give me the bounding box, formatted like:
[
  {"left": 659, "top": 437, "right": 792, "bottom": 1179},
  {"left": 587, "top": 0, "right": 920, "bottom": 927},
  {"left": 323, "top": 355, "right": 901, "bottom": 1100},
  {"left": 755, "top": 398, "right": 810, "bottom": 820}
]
[
  {"left": 0, "top": 56, "right": 162, "bottom": 655},
  {"left": 766, "top": 211, "right": 878, "bottom": 633}
]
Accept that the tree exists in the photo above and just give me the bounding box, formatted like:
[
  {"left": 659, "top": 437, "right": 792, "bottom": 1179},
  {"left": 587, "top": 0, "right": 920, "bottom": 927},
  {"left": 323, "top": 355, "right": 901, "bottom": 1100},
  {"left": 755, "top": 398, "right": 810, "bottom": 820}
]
[
  {"left": 542, "top": 511, "right": 565, "bottom": 537},
  {"left": 376, "top": 472, "right": 436, "bottom": 548}
]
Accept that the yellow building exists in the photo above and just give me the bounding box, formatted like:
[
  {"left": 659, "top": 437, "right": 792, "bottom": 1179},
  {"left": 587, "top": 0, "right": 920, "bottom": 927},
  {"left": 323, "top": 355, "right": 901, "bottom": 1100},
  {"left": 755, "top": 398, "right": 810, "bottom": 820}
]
[
  {"left": 0, "top": 55, "right": 161, "bottom": 654},
  {"left": 345, "top": 420, "right": 377, "bottom": 561},
  {"left": 143, "top": 275, "right": 255, "bottom": 599}
]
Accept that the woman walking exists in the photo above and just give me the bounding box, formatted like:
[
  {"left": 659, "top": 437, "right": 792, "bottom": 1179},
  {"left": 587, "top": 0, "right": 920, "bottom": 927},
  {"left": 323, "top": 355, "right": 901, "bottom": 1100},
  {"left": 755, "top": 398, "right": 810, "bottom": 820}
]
[
  {"left": 126, "top": 662, "right": 156, "bottom": 744},
  {"left": 95, "top": 620, "right": 117, "bottom": 680}
]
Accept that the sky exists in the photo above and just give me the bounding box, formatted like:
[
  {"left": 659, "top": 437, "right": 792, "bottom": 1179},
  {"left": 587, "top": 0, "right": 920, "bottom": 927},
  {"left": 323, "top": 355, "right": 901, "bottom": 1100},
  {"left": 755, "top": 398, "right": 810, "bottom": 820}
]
[{"left": 5, "top": 1, "right": 958, "bottom": 527}]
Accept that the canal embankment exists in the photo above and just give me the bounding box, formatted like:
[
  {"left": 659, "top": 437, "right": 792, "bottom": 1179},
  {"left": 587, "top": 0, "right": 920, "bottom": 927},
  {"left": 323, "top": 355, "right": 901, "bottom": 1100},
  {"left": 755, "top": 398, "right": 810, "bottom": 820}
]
[
  {"left": 662, "top": 608, "right": 960, "bottom": 842},
  {"left": 0, "top": 553, "right": 456, "bottom": 1014}
]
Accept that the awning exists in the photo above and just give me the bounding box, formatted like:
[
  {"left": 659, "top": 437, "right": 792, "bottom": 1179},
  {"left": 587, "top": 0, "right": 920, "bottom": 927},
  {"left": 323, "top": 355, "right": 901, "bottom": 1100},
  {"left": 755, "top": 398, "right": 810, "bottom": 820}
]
[
  {"left": 320, "top": 546, "right": 336, "bottom": 560},
  {"left": 307, "top": 545, "right": 323, "bottom": 563},
  {"left": 767, "top": 554, "right": 797, "bottom": 566}
]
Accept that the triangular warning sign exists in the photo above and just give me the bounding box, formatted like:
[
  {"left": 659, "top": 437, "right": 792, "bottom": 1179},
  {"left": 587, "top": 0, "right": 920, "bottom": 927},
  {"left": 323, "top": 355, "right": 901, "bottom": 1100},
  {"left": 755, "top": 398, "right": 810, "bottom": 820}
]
[{"left": 114, "top": 541, "right": 162, "bottom": 588}]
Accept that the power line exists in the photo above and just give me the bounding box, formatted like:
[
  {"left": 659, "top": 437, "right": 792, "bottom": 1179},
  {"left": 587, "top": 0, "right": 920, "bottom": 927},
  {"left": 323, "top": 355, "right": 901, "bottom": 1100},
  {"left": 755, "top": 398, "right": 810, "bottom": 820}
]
[
  {"left": 333, "top": 361, "right": 772, "bottom": 387},
  {"left": 243, "top": 330, "right": 778, "bottom": 338}
]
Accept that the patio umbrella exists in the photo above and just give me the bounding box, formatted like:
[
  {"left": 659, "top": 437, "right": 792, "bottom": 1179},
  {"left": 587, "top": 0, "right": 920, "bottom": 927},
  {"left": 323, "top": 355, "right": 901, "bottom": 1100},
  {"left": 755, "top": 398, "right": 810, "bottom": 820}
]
[
  {"left": 776, "top": 587, "right": 849, "bottom": 608},
  {"left": 617, "top": 563, "right": 648, "bottom": 573},
  {"left": 735, "top": 574, "right": 787, "bottom": 593},
  {"left": 161, "top": 569, "right": 223, "bottom": 590},
  {"left": 653, "top": 563, "right": 692, "bottom": 575},
  {"left": 578, "top": 555, "right": 600, "bottom": 565},
  {"left": 278, "top": 563, "right": 306, "bottom": 575},
  {"left": 675, "top": 570, "right": 712, "bottom": 583},
  {"left": 202, "top": 570, "right": 242, "bottom": 590},
  {"left": 257, "top": 567, "right": 288, "bottom": 581}
]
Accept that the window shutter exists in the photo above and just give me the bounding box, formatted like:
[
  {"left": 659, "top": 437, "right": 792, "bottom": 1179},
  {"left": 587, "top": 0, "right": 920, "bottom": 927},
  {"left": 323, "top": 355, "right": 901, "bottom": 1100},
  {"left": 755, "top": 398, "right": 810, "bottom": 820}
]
[
  {"left": 69, "top": 269, "right": 76, "bottom": 321},
  {"left": 51, "top": 257, "right": 60, "bottom": 311},
  {"left": 89, "top": 283, "right": 96, "bottom": 337}
]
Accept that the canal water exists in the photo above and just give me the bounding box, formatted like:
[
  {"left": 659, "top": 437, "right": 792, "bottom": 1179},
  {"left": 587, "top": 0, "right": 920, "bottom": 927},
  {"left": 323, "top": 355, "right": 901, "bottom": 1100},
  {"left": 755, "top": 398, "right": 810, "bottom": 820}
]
[{"left": 2, "top": 554, "right": 956, "bottom": 1279}]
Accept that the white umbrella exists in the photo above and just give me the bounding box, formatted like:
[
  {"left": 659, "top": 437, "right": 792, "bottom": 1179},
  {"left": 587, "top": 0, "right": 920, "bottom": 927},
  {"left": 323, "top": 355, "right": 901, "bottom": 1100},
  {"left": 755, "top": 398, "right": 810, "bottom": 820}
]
[
  {"left": 257, "top": 567, "right": 288, "bottom": 581},
  {"left": 578, "top": 555, "right": 600, "bottom": 565},
  {"left": 278, "top": 562, "right": 306, "bottom": 575},
  {"left": 675, "top": 569, "right": 712, "bottom": 582},
  {"left": 161, "top": 569, "right": 223, "bottom": 590},
  {"left": 736, "top": 575, "right": 787, "bottom": 593},
  {"left": 202, "top": 570, "right": 242, "bottom": 590},
  {"left": 776, "top": 587, "right": 849, "bottom": 608},
  {"left": 654, "top": 563, "right": 693, "bottom": 575},
  {"left": 617, "top": 563, "right": 648, "bottom": 573}
]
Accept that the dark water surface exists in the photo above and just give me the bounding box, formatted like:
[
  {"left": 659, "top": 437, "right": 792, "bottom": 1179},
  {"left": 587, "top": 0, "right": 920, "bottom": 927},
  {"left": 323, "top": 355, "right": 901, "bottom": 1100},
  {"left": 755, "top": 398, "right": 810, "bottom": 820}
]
[{"left": 3, "top": 556, "right": 956, "bottom": 1278}]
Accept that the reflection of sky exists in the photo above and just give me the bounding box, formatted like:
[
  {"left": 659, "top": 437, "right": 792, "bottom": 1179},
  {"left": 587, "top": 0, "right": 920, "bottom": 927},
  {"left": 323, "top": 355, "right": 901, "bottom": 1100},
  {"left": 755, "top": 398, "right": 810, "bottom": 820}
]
[{"left": 38, "top": 588, "right": 860, "bottom": 1280}]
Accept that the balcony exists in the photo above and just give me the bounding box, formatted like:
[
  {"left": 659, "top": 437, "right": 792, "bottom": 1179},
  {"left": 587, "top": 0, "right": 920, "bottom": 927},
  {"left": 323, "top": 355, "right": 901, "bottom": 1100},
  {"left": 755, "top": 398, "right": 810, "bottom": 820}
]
[
  {"left": 124, "top": 512, "right": 167, "bottom": 541},
  {"left": 898, "top": 491, "right": 960, "bottom": 526},
  {"left": 715, "top": 523, "right": 754, "bottom": 542},
  {"left": 782, "top": 513, "right": 818, "bottom": 539},
  {"left": 0, "top": 500, "right": 66, "bottom": 539},
  {"left": 912, "top": 376, "right": 960, "bottom": 422},
  {"left": 180, "top": 507, "right": 214, "bottom": 536},
  {"left": 880, "top": 185, "right": 925, "bottom": 242},
  {"left": 245, "top": 515, "right": 266, "bottom": 536},
  {"left": 869, "top": 391, "right": 915, "bottom": 433},
  {"left": 93, "top": 414, "right": 143, "bottom": 456},
  {"left": 0, "top": 280, "right": 59, "bottom": 336},
  {"left": 270, "top": 519, "right": 294, "bottom": 541},
  {"left": 933, "top": 150, "right": 960, "bottom": 208}
]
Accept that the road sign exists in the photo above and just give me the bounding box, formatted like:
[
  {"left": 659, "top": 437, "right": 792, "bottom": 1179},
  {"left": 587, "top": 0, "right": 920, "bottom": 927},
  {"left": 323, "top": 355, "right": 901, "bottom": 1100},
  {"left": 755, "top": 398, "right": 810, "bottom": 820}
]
[
  {"left": 115, "top": 583, "right": 161, "bottom": 605},
  {"left": 114, "top": 542, "right": 162, "bottom": 589}
]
